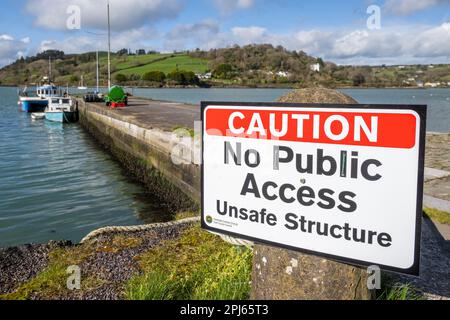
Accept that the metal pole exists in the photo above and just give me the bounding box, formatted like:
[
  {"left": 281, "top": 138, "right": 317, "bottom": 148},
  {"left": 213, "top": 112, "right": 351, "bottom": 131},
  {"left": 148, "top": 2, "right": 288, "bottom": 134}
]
[
  {"left": 107, "top": 0, "right": 111, "bottom": 90},
  {"left": 49, "top": 56, "right": 52, "bottom": 82},
  {"left": 96, "top": 50, "right": 99, "bottom": 93}
]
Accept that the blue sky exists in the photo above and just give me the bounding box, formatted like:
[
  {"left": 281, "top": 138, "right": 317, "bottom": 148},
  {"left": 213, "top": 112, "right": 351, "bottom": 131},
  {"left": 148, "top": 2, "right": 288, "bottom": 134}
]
[{"left": 0, "top": 0, "right": 449, "bottom": 66}]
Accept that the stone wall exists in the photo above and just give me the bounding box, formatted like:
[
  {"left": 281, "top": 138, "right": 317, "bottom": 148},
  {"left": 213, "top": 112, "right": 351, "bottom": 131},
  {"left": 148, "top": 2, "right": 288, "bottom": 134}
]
[{"left": 77, "top": 101, "right": 200, "bottom": 214}]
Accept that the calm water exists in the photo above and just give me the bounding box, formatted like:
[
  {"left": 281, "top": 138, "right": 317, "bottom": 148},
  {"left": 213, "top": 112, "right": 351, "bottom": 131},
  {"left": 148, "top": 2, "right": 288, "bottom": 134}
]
[
  {"left": 133, "top": 88, "right": 450, "bottom": 133},
  {"left": 341, "top": 88, "right": 450, "bottom": 133},
  {"left": 1, "top": 86, "right": 449, "bottom": 247},
  {"left": 0, "top": 87, "right": 168, "bottom": 247}
]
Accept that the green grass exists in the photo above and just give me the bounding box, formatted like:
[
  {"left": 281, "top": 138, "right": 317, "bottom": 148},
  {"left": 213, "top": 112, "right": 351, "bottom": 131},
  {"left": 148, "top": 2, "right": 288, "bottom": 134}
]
[
  {"left": 116, "top": 55, "right": 208, "bottom": 76},
  {"left": 113, "top": 54, "right": 171, "bottom": 71},
  {"left": 378, "top": 283, "right": 424, "bottom": 300},
  {"left": 0, "top": 245, "right": 100, "bottom": 300},
  {"left": 125, "top": 226, "right": 252, "bottom": 300},
  {"left": 423, "top": 207, "right": 450, "bottom": 225}
]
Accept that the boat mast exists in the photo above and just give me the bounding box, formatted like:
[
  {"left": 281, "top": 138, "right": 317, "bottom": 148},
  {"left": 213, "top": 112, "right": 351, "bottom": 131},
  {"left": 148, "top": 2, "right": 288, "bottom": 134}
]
[
  {"left": 48, "top": 56, "right": 52, "bottom": 82},
  {"left": 107, "top": 0, "right": 111, "bottom": 90},
  {"left": 96, "top": 50, "right": 99, "bottom": 93}
]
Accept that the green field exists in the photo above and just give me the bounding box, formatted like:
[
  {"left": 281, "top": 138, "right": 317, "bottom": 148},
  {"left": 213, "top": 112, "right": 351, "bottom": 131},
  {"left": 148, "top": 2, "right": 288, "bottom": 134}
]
[
  {"left": 99, "top": 53, "right": 172, "bottom": 71},
  {"left": 113, "top": 55, "right": 209, "bottom": 77}
]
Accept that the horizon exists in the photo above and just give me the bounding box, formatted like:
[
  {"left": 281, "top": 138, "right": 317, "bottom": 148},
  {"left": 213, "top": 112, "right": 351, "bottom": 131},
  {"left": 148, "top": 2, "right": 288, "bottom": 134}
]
[{"left": 0, "top": 0, "right": 449, "bottom": 68}]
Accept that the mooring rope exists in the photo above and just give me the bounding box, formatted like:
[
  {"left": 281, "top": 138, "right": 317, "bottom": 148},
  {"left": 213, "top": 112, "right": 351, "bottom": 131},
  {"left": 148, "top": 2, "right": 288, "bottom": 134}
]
[
  {"left": 80, "top": 217, "right": 200, "bottom": 243},
  {"left": 80, "top": 216, "right": 254, "bottom": 248}
]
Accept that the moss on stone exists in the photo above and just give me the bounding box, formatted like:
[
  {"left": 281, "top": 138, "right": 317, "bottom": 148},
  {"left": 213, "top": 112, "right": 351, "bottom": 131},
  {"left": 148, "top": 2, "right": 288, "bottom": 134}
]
[
  {"left": 174, "top": 211, "right": 199, "bottom": 220},
  {"left": 424, "top": 208, "right": 450, "bottom": 225}
]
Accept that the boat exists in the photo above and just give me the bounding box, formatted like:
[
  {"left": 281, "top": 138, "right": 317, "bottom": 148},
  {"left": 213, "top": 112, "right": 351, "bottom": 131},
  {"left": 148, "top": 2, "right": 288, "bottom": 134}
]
[
  {"left": 78, "top": 75, "right": 88, "bottom": 90},
  {"left": 45, "top": 97, "right": 78, "bottom": 123},
  {"left": 31, "top": 113, "right": 45, "bottom": 120},
  {"left": 19, "top": 57, "right": 60, "bottom": 113},
  {"left": 19, "top": 82, "right": 60, "bottom": 113}
]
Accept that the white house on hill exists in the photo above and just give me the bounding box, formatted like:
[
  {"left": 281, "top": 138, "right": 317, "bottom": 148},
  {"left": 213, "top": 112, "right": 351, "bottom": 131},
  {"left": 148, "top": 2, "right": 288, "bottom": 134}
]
[{"left": 310, "top": 63, "right": 321, "bottom": 72}]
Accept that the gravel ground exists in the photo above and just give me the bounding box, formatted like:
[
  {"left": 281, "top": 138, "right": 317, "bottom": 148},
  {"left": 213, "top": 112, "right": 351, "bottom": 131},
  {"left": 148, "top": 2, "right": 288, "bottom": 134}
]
[
  {"left": 66, "top": 225, "right": 188, "bottom": 300},
  {"left": 0, "top": 241, "right": 71, "bottom": 295},
  {"left": 389, "top": 218, "right": 450, "bottom": 300},
  {"left": 0, "top": 222, "right": 195, "bottom": 300}
]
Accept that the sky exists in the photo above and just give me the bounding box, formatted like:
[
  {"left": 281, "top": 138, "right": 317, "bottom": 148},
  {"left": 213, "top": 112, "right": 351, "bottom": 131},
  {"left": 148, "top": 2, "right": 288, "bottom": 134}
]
[{"left": 0, "top": 0, "right": 449, "bottom": 67}]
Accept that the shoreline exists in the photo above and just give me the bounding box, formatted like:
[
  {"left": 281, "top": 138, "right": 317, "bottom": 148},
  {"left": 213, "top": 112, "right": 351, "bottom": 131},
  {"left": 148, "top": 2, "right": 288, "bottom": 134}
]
[{"left": 3, "top": 84, "right": 450, "bottom": 90}]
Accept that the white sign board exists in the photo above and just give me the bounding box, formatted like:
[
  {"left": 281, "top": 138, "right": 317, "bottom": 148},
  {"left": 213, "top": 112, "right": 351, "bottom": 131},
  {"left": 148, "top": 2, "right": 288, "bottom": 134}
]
[{"left": 201, "top": 102, "right": 426, "bottom": 275}]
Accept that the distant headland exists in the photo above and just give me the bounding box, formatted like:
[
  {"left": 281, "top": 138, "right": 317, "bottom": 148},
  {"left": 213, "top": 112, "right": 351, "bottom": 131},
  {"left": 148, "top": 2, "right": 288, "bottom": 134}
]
[{"left": 1, "top": 45, "right": 449, "bottom": 89}]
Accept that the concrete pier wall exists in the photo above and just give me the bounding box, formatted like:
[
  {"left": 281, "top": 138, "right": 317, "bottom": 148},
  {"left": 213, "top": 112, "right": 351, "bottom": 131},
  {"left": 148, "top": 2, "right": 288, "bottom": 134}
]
[{"left": 77, "top": 99, "right": 200, "bottom": 213}]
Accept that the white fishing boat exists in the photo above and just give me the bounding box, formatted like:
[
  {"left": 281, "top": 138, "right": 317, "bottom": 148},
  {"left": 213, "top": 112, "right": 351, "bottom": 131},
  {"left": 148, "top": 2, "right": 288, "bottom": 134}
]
[{"left": 45, "top": 97, "right": 78, "bottom": 123}]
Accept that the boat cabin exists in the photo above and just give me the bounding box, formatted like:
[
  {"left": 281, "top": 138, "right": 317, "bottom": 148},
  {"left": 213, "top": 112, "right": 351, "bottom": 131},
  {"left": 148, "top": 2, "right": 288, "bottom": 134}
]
[
  {"left": 37, "top": 85, "right": 59, "bottom": 99},
  {"left": 47, "top": 97, "right": 75, "bottom": 112}
]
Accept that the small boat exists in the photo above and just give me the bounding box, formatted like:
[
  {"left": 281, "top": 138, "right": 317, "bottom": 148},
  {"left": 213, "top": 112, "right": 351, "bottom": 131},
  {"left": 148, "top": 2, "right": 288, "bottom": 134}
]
[
  {"left": 45, "top": 97, "right": 78, "bottom": 123},
  {"left": 31, "top": 113, "right": 45, "bottom": 120}
]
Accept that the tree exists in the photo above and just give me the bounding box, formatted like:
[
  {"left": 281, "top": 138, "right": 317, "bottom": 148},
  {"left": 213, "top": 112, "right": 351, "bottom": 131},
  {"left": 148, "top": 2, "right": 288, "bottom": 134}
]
[
  {"left": 116, "top": 48, "right": 128, "bottom": 56},
  {"left": 69, "top": 75, "right": 79, "bottom": 84},
  {"left": 353, "top": 73, "right": 366, "bottom": 86},
  {"left": 115, "top": 73, "right": 127, "bottom": 83},
  {"left": 213, "top": 64, "right": 233, "bottom": 79},
  {"left": 317, "top": 57, "right": 325, "bottom": 68},
  {"left": 142, "top": 71, "right": 166, "bottom": 82},
  {"left": 167, "top": 70, "right": 199, "bottom": 85},
  {"left": 128, "top": 74, "right": 141, "bottom": 81}
]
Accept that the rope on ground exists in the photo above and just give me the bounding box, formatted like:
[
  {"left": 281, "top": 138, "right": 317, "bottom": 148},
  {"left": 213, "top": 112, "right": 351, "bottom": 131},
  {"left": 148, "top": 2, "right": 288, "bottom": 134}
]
[
  {"left": 81, "top": 216, "right": 254, "bottom": 248},
  {"left": 80, "top": 217, "right": 200, "bottom": 243},
  {"left": 216, "top": 233, "right": 254, "bottom": 248}
]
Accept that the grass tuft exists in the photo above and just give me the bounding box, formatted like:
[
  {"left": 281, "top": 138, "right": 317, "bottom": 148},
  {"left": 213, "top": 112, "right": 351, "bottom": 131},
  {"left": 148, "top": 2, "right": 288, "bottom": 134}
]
[
  {"left": 378, "top": 283, "right": 424, "bottom": 300},
  {"left": 125, "top": 226, "right": 252, "bottom": 300}
]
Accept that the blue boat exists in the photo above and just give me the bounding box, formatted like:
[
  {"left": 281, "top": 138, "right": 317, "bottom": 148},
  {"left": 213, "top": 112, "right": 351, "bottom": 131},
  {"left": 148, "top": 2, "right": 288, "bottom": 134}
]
[
  {"left": 19, "top": 84, "right": 60, "bottom": 113},
  {"left": 45, "top": 97, "right": 78, "bottom": 123}
]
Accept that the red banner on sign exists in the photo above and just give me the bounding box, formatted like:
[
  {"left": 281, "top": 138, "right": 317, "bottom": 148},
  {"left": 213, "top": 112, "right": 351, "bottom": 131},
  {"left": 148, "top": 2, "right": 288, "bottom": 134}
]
[{"left": 205, "top": 107, "right": 418, "bottom": 149}]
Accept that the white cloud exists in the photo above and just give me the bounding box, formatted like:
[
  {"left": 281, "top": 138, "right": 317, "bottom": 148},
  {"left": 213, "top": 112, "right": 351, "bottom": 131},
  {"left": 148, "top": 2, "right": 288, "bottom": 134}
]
[
  {"left": 165, "top": 20, "right": 220, "bottom": 51},
  {"left": 26, "top": 0, "right": 182, "bottom": 31},
  {"left": 0, "top": 35, "right": 14, "bottom": 41},
  {"left": 409, "top": 22, "right": 450, "bottom": 57},
  {"left": 232, "top": 26, "right": 267, "bottom": 42},
  {"left": 385, "top": 0, "right": 450, "bottom": 15},
  {"left": 39, "top": 26, "right": 158, "bottom": 54},
  {"left": 0, "top": 35, "right": 31, "bottom": 67},
  {"left": 166, "top": 22, "right": 450, "bottom": 65},
  {"left": 213, "top": 0, "right": 255, "bottom": 14}
]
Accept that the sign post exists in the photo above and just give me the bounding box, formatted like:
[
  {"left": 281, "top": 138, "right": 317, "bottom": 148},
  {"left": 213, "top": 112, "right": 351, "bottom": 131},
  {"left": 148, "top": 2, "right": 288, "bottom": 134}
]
[{"left": 201, "top": 101, "right": 426, "bottom": 277}]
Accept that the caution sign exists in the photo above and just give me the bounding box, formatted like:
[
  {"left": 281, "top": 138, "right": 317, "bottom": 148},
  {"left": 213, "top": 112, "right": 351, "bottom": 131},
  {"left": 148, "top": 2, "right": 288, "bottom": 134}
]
[{"left": 201, "top": 102, "right": 426, "bottom": 275}]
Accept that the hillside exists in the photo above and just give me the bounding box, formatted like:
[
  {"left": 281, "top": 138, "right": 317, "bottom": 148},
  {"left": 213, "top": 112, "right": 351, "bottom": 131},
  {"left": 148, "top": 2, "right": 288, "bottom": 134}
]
[
  {"left": 0, "top": 50, "right": 208, "bottom": 87},
  {"left": 0, "top": 46, "right": 449, "bottom": 88}
]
